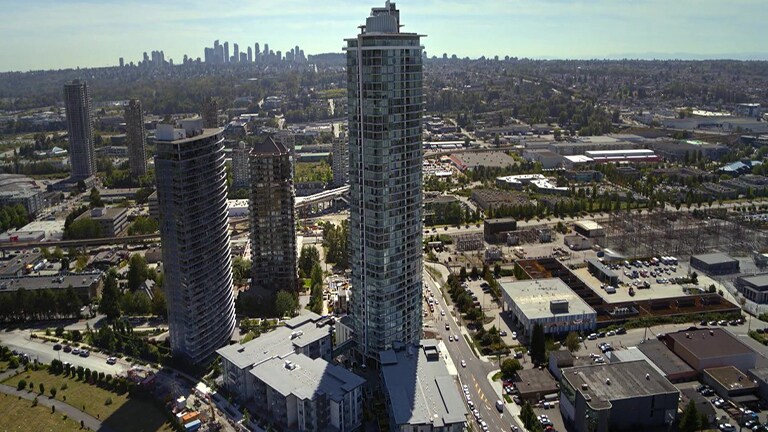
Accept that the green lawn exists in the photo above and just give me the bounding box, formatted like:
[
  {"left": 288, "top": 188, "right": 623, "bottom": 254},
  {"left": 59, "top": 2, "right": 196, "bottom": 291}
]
[
  {"left": 0, "top": 393, "right": 83, "bottom": 432},
  {"left": 3, "top": 369, "right": 174, "bottom": 432}
]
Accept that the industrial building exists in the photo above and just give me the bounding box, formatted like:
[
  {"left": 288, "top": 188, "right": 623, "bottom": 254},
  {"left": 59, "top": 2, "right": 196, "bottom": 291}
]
[
  {"left": 584, "top": 149, "right": 660, "bottom": 164},
  {"left": 380, "top": 340, "right": 467, "bottom": 432},
  {"left": 636, "top": 339, "right": 697, "bottom": 383},
  {"left": 574, "top": 221, "right": 605, "bottom": 238},
  {"left": 690, "top": 253, "right": 740, "bottom": 275},
  {"left": 483, "top": 217, "right": 517, "bottom": 243},
  {"left": 155, "top": 119, "right": 236, "bottom": 364},
  {"left": 664, "top": 328, "right": 757, "bottom": 373},
  {"left": 559, "top": 361, "right": 679, "bottom": 432},
  {"left": 346, "top": 1, "right": 425, "bottom": 359},
  {"left": 249, "top": 137, "right": 298, "bottom": 293},
  {"left": 0, "top": 272, "right": 103, "bottom": 303},
  {"left": 735, "top": 274, "right": 768, "bottom": 304},
  {"left": 500, "top": 278, "right": 596, "bottom": 337},
  {"left": 586, "top": 258, "right": 619, "bottom": 286},
  {"left": 74, "top": 207, "right": 129, "bottom": 237},
  {"left": 702, "top": 366, "right": 759, "bottom": 404},
  {"left": 217, "top": 314, "right": 364, "bottom": 432}
]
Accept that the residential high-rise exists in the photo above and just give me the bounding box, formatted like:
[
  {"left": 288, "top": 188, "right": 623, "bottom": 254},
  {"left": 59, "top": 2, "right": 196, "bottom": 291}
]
[
  {"left": 254, "top": 43, "right": 260, "bottom": 62},
  {"left": 248, "top": 137, "right": 298, "bottom": 294},
  {"left": 346, "top": 2, "right": 425, "bottom": 360},
  {"left": 233, "top": 43, "right": 239, "bottom": 63},
  {"left": 231, "top": 140, "right": 250, "bottom": 190},
  {"left": 201, "top": 96, "right": 218, "bottom": 128},
  {"left": 224, "top": 42, "right": 230, "bottom": 63},
  {"left": 154, "top": 118, "right": 236, "bottom": 364},
  {"left": 332, "top": 131, "right": 348, "bottom": 187},
  {"left": 273, "top": 131, "right": 296, "bottom": 180},
  {"left": 124, "top": 99, "right": 147, "bottom": 177},
  {"left": 63, "top": 80, "right": 95, "bottom": 180},
  {"left": 247, "top": 46, "right": 253, "bottom": 63}
]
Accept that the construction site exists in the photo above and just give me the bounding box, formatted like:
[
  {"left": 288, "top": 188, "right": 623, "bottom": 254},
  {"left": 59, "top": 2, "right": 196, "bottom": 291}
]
[{"left": 598, "top": 210, "right": 768, "bottom": 259}]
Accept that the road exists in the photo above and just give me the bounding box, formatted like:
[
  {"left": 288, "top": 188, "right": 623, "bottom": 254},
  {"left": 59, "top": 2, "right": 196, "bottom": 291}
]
[
  {"left": 424, "top": 269, "right": 521, "bottom": 432},
  {"left": 0, "top": 330, "right": 129, "bottom": 376}
]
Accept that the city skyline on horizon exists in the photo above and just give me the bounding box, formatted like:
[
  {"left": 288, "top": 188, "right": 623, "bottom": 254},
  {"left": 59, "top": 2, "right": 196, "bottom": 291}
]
[{"left": 2, "top": 0, "right": 767, "bottom": 72}]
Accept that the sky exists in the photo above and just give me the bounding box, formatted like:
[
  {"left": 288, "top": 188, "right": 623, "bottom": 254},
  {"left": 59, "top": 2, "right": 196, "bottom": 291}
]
[{"left": 1, "top": 0, "right": 766, "bottom": 72}]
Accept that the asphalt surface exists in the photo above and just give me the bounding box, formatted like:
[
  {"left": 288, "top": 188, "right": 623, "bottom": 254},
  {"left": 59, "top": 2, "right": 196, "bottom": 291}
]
[
  {"left": 424, "top": 269, "right": 521, "bottom": 432},
  {"left": 0, "top": 330, "right": 129, "bottom": 376}
]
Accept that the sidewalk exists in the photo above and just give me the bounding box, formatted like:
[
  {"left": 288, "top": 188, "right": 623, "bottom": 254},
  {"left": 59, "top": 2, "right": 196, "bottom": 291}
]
[
  {"left": 0, "top": 383, "right": 116, "bottom": 432},
  {"left": 486, "top": 370, "right": 523, "bottom": 423}
]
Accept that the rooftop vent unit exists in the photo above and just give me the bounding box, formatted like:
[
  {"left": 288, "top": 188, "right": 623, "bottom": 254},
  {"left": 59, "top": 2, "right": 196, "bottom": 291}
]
[
  {"left": 645, "top": 373, "right": 650, "bottom": 380},
  {"left": 605, "top": 378, "right": 611, "bottom": 385},
  {"left": 284, "top": 360, "right": 296, "bottom": 370},
  {"left": 581, "top": 384, "right": 589, "bottom": 391}
]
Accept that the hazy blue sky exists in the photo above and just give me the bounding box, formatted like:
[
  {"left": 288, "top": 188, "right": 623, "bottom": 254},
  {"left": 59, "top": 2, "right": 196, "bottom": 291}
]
[{"left": 1, "top": 0, "right": 766, "bottom": 72}]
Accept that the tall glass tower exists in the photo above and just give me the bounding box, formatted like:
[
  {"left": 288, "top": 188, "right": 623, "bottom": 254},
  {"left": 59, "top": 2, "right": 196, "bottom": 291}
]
[
  {"left": 155, "top": 119, "right": 236, "bottom": 364},
  {"left": 346, "top": 1, "right": 425, "bottom": 360},
  {"left": 63, "top": 80, "right": 95, "bottom": 180}
]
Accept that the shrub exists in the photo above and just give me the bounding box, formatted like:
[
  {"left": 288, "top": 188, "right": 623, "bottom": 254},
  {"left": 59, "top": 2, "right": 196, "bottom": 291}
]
[
  {"left": 32, "top": 397, "right": 38, "bottom": 407},
  {"left": 61, "top": 383, "right": 68, "bottom": 391},
  {"left": 105, "top": 397, "right": 113, "bottom": 406},
  {"left": 17, "top": 379, "right": 26, "bottom": 391}
]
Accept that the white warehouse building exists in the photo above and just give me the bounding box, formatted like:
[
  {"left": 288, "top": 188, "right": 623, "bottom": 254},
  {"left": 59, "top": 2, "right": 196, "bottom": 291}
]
[{"left": 501, "top": 278, "right": 597, "bottom": 337}]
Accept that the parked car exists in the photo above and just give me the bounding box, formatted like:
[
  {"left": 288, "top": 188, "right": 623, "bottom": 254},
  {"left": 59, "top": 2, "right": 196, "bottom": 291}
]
[
  {"left": 53, "top": 344, "right": 62, "bottom": 351},
  {"left": 106, "top": 357, "right": 117, "bottom": 365},
  {"left": 63, "top": 345, "right": 72, "bottom": 353}
]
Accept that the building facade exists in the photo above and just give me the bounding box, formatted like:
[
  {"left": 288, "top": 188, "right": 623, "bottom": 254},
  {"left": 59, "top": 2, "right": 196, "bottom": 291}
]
[
  {"left": 217, "top": 314, "right": 364, "bottom": 432},
  {"left": 249, "top": 137, "right": 298, "bottom": 292},
  {"left": 64, "top": 80, "right": 95, "bottom": 179},
  {"left": 74, "top": 207, "right": 129, "bottom": 237},
  {"left": 124, "top": 99, "right": 147, "bottom": 177},
  {"left": 231, "top": 141, "right": 250, "bottom": 190},
  {"left": 332, "top": 132, "right": 349, "bottom": 187},
  {"left": 346, "top": 1, "right": 425, "bottom": 360},
  {"left": 154, "top": 119, "right": 236, "bottom": 364}
]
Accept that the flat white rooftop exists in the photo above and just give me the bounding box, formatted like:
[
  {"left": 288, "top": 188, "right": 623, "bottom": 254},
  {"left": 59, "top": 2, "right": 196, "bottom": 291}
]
[{"left": 500, "top": 278, "right": 596, "bottom": 320}]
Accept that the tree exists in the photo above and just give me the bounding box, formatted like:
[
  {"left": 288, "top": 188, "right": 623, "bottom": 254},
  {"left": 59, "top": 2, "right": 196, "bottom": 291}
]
[
  {"left": 565, "top": 332, "right": 581, "bottom": 353},
  {"left": 127, "top": 254, "right": 149, "bottom": 291},
  {"left": 501, "top": 358, "right": 522, "bottom": 379},
  {"left": 150, "top": 288, "right": 167, "bottom": 317},
  {"left": 99, "top": 270, "right": 122, "bottom": 320},
  {"left": 127, "top": 216, "right": 159, "bottom": 235},
  {"left": 530, "top": 323, "right": 546, "bottom": 365},
  {"left": 275, "top": 290, "right": 298, "bottom": 317},
  {"left": 39, "top": 383, "right": 44, "bottom": 394},
  {"left": 50, "top": 387, "right": 57, "bottom": 398},
  {"left": 17, "top": 379, "right": 26, "bottom": 391},
  {"left": 678, "top": 400, "right": 703, "bottom": 432},
  {"left": 310, "top": 263, "right": 324, "bottom": 290},
  {"left": 64, "top": 218, "right": 103, "bottom": 240},
  {"left": 298, "top": 246, "right": 320, "bottom": 278},
  {"left": 232, "top": 257, "right": 251, "bottom": 286},
  {"left": 459, "top": 267, "right": 468, "bottom": 281},
  {"left": 89, "top": 187, "right": 103, "bottom": 208}
]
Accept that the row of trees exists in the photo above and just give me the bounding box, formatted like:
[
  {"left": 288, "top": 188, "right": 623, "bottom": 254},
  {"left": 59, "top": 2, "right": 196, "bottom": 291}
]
[
  {"left": 127, "top": 216, "right": 159, "bottom": 235},
  {"left": 0, "top": 204, "right": 29, "bottom": 232},
  {"left": 89, "top": 320, "right": 168, "bottom": 363},
  {"left": 0, "top": 287, "right": 82, "bottom": 323}
]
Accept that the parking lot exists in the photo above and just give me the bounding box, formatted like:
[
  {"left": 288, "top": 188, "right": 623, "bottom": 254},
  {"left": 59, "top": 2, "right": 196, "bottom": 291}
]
[{"left": 575, "top": 257, "right": 726, "bottom": 304}]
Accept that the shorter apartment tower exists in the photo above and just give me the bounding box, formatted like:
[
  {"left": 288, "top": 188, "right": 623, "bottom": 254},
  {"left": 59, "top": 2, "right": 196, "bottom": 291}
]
[
  {"left": 249, "top": 137, "right": 298, "bottom": 292},
  {"left": 124, "top": 99, "right": 147, "bottom": 177},
  {"left": 218, "top": 314, "right": 365, "bottom": 432},
  {"left": 332, "top": 131, "right": 349, "bottom": 187},
  {"left": 231, "top": 141, "right": 250, "bottom": 190}
]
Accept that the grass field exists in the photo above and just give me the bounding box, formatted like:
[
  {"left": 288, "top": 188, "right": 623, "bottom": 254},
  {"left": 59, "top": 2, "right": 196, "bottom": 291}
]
[
  {"left": 0, "top": 393, "right": 83, "bottom": 432},
  {"left": 3, "top": 369, "right": 174, "bottom": 432}
]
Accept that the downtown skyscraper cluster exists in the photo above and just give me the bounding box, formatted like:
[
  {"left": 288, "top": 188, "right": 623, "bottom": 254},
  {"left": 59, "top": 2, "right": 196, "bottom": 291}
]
[{"left": 203, "top": 40, "right": 307, "bottom": 64}]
